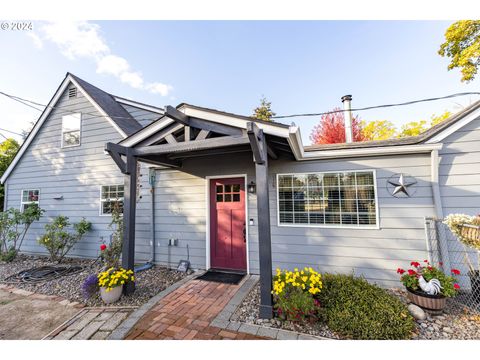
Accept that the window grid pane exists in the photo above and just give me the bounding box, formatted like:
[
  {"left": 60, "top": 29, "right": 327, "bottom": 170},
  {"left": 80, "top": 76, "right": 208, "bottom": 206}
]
[
  {"left": 101, "top": 185, "right": 124, "bottom": 215},
  {"left": 278, "top": 172, "right": 376, "bottom": 227}
]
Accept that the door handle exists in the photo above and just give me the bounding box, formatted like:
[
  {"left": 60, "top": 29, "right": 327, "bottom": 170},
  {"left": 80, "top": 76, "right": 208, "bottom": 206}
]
[{"left": 243, "top": 223, "right": 246, "bottom": 242}]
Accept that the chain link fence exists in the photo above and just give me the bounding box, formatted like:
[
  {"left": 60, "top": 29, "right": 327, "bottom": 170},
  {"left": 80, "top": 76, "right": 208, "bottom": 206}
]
[{"left": 425, "top": 217, "right": 480, "bottom": 313}]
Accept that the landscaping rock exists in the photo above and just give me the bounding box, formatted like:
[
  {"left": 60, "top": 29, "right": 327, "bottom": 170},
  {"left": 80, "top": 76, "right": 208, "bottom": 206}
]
[
  {"left": 407, "top": 304, "right": 427, "bottom": 320},
  {"left": 0, "top": 255, "right": 187, "bottom": 307}
]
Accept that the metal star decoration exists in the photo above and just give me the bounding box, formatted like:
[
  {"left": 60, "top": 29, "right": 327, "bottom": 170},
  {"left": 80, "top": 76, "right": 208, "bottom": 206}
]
[{"left": 387, "top": 173, "right": 417, "bottom": 197}]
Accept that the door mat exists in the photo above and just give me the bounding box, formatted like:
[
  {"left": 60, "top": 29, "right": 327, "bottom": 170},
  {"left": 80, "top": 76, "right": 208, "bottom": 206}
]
[{"left": 196, "top": 270, "right": 245, "bottom": 285}]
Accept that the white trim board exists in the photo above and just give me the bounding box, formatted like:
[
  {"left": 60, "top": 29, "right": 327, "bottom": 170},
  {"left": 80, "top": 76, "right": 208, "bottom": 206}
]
[
  {"left": 114, "top": 97, "right": 166, "bottom": 115},
  {"left": 0, "top": 74, "right": 128, "bottom": 184},
  {"left": 205, "top": 174, "right": 249, "bottom": 274},
  {"left": 426, "top": 106, "right": 480, "bottom": 143}
]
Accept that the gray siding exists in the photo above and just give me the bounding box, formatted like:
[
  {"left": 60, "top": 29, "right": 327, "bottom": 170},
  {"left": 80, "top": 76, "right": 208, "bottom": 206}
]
[
  {"left": 153, "top": 152, "right": 435, "bottom": 287},
  {"left": 5, "top": 85, "right": 126, "bottom": 258},
  {"left": 438, "top": 114, "right": 480, "bottom": 215},
  {"left": 120, "top": 103, "right": 161, "bottom": 127}
]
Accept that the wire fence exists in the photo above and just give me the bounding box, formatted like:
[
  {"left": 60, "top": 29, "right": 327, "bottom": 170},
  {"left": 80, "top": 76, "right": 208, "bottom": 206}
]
[{"left": 425, "top": 217, "right": 480, "bottom": 313}]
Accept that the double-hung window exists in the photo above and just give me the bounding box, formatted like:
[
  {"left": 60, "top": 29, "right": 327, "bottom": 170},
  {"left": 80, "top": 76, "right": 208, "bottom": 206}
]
[
  {"left": 21, "top": 189, "right": 39, "bottom": 212},
  {"left": 62, "top": 113, "right": 81, "bottom": 147},
  {"left": 277, "top": 171, "right": 378, "bottom": 227},
  {"left": 100, "top": 185, "right": 124, "bottom": 215}
]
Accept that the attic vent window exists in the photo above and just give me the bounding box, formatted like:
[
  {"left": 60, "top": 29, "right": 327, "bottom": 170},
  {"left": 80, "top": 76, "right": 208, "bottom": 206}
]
[{"left": 68, "top": 87, "right": 77, "bottom": 98}]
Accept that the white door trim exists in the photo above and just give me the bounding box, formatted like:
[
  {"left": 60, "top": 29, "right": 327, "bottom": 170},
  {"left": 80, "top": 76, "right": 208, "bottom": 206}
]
[{"left": 205, "top": 174, "right": 249, "bottom": 274}]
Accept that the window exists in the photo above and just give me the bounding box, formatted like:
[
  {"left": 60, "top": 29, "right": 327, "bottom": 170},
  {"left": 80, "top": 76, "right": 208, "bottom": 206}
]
[
  {"left": 62, "top": 113, "right": 81, "bottom": 147},
  {"left": 277, "top": 171, "right": 377, "bottom": 227},
  {"left": 100, "top": 185, "right": 124, "bottom": 215},
  {"left": 216, "top": 184, "right": 241, "bottom": 202},
  {"left": 21, "top": 189, "right": 39, "bottom": 212}
]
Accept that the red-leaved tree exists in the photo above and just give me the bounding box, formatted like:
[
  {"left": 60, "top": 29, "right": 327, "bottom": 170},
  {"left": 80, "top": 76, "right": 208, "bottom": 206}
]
[{"left": 310, "top": 107, "right": 365, "bottom": 144}]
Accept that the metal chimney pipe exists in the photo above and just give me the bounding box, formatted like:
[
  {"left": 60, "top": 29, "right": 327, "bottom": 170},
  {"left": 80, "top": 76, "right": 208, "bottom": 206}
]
[{"left": 341, "top": 95, "right": 353, "bottom": 143}]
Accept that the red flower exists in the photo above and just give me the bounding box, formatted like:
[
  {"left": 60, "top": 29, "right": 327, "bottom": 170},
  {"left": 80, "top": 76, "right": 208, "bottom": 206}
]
[
  {"left": 427, "top": 266, "right": 433, "bottom": 271},
  {"left": 100, "top": 244, "right": 107, "bottom": 251},
  {"left": 439, "top": 262, "right": 443, "bottom": 266},
  {"left": 451, "top": 269, "right": 461, "bottom": 275},
  {"left": 454, "top": 283, "right": 460, "bottom": 289},
  {"left": 397, "top": 268, "right": 406, "bottom": 274},
  {"left": 423, "top": 259, "right": 429, "bottom": 263},
  {"left": 407, "top": 269, "right": 416, "bottom": 276},
  {"left": 410, "top": 261, "right": 420, "bottom": 268}
]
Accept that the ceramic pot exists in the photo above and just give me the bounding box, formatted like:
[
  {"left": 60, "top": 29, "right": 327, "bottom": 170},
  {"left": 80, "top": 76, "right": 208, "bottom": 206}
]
[
  {"left": 406, "top": 287, "right": 446, "bottom": 311},
  {"left": 100, "top": 285, "right": 123, "bottom": 304}
]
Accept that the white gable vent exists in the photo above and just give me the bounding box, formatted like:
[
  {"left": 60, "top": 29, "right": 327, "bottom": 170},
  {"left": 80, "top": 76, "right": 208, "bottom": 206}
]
[{"left": 68, "top": 87, "right": 77, "bottom": 98}]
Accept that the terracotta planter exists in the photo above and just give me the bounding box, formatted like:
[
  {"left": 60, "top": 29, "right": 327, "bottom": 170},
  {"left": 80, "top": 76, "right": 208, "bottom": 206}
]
[
  {"left": 406, "top": 287, "right": 446, "bottom": 311},
  {"left": 100, "top": 285, "right": 123, "bottom": 304}
]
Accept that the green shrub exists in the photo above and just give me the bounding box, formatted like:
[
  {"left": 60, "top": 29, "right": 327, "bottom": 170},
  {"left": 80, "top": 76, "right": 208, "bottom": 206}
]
[
  {"left": 100, "top": 202, "right": 123, "bottom": 269},
  {"left": 317, "top": 273, "right": 415, "bottom": 340},
  {"left": 38, "top": 216, "right": 92, "bottom": 262},
  {"left": 0, "top": 204, "right": 44, "bottom": 261}
]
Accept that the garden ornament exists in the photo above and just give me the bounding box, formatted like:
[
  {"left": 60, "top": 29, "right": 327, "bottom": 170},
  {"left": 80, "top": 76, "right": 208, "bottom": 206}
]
[{"left": 418, "top": 276, "right": 443, "bottom": 295}]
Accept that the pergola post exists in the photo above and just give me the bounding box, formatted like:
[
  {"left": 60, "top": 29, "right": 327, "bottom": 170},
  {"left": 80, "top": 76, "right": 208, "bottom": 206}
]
[
  {"left": 122, "top": 149, "right": 137, "bottom": 295},
  {"left": 247, "top": 122, "right": 273, "bottom": 319}
]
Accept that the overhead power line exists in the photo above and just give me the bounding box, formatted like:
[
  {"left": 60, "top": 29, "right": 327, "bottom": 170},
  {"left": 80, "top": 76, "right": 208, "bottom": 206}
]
[{"left": 272, "top": 92, "right": 480, "bottom": 119}]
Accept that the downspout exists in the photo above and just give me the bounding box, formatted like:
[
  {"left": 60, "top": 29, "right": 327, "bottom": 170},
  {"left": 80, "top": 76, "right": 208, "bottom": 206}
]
[
  {"left": 134, "top": 167, "right": 157, "bottom": 273},
  {"left": 430, "top": 149, "right": 452, "bottom": 273}
]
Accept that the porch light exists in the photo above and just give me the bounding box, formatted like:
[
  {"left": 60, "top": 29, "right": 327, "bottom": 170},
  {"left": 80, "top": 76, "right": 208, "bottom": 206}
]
[{"left": 247, "top": 181, "right": 256, "bottom": 194}]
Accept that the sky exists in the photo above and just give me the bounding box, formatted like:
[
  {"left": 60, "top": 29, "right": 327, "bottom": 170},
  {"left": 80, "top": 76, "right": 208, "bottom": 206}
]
[{"left": 0, "top": 20, "right": 479, "bottom": 145}]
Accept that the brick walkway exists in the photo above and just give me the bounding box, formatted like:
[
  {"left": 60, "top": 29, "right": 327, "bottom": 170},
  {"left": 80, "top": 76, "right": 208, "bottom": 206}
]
[{"left": 126, "top": 279, "right": 265, "bottom": 340}]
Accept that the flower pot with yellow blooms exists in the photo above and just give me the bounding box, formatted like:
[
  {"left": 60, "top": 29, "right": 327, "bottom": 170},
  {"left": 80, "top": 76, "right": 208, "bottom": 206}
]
[{"left": 98, "top": 267, "right": 135, "bottom": 304}]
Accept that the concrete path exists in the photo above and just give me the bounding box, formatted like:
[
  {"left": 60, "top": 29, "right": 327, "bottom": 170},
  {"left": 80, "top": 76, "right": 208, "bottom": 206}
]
[{"left": 125, "top": 278, "right": 265, "bottom": 340}]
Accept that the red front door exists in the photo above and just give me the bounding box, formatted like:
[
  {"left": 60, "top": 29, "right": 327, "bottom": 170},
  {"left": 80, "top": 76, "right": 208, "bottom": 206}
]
[{"left": 210, "top": 177, "right": 246, "bottom": 271}]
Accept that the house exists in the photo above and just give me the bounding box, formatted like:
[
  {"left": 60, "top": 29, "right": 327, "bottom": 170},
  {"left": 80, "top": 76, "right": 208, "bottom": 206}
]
[{"left": 2, "top": 73, "right": 480, "bottom": 318}]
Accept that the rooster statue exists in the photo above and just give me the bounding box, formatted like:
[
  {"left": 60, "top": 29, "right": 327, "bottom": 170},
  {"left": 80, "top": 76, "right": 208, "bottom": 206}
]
[{"left": 418, "top": 276, "right": 442, "bottom": 295}]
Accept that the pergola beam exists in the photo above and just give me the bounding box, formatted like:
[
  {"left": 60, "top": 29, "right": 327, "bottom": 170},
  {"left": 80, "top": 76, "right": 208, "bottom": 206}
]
[
  {"left": 133, "top": 135, "right": 250, "bottom": 157},
  {"left": 165, "top": 105, "right": 190, "bottom": 126}
]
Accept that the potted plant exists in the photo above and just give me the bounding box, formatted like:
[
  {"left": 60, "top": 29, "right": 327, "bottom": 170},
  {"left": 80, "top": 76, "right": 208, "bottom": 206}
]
[
  {"left": 397, "top": 260, "right": 460, "bottom": 311},
  {"left": 444, "top": 214, "right": 480, "bottom": 302},
  {"left": 97, "top": 267, "right": 135, "bottom": 304}
]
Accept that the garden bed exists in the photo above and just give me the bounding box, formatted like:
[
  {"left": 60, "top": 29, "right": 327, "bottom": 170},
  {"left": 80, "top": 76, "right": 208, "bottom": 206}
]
[
  {"left": 0, "top": 254, "right": 188, "bottom": 307},
  {"left": 234, "top": 283, "right": 480, "bottom": 340}
]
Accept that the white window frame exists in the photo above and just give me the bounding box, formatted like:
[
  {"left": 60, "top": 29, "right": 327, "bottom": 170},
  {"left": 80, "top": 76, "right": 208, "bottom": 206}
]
[
  {"left": 99, "top": 184, "right": 124, "bottom": 216},
  {"left": 276, "top": 169, "right": 380, "bottom": 229},
  {"left": 61, "top": 113, "right": 82, "bottom": 148},
  {"left": 20, "top": 189, "right": 40, "bottom": 212}
]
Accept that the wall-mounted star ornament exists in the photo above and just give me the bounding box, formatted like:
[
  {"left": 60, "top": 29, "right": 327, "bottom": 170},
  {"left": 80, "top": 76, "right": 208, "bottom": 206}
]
[{"left": 387, "top": 173, "right": 417, "bottom": 197}]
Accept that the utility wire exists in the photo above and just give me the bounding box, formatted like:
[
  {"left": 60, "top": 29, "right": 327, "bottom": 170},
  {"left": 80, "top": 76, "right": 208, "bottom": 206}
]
[
  {"left": 272, "top": 92, "right": 480, "bottom": 119},
  {"left": 0, "top": 127, "right": 23, "bottom": 136}
]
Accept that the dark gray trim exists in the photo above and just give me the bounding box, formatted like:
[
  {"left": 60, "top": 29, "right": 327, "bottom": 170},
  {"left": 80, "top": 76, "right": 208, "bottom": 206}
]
[{"left": 133, "top": 136, "right": 250, "bottom": 156}]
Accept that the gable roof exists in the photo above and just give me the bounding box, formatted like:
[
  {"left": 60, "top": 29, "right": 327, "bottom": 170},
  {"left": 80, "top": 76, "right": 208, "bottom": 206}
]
[
  {"left": 1, "top": 73, "right": 143, "bottom": 184},
  {"left": 68, "top": 73, "right": 143, "bottom": 135}
]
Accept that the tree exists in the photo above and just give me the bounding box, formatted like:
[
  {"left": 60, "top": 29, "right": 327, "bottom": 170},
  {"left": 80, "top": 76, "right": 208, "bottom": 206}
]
[
  {"left": 361, "top": 120, "right": 397, "bottom": 141},
  {"left": 430, "top": 110, "right": 452, "bottom": 126},
  {"left": 397, "top": 120, "right": 429, "bottom": 137},
  {"left": 252, "top": 96, "right": 276, "bottom": 122},
  {"left": 0, "top": 138, "right": 19, "bottom": 210},
  {"left": 310, "top": 108, "right": 365, "bottom": 144},
  {"left": 438, "top": 20, "right": 480, "bottom": 82}
]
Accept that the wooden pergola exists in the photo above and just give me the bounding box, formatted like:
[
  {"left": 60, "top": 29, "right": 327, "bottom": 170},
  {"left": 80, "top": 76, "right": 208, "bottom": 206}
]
[{"left": 105, "top": 106, "right": 290, "bottom": 319}]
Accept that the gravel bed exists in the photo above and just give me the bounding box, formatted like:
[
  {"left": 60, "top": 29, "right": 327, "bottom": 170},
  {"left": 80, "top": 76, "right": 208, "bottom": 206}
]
[
  {"left": 389, "top": 288, "right": 480, "bottom": 340},
  {"left": 0, "top": 254, "right": 188, "bottom": 307},
  {"left": 233, "top": 284, "right": 341, "bottom": 339},
  {"left": 235, "top": 283, "right": 480, "bottom": 340}
]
